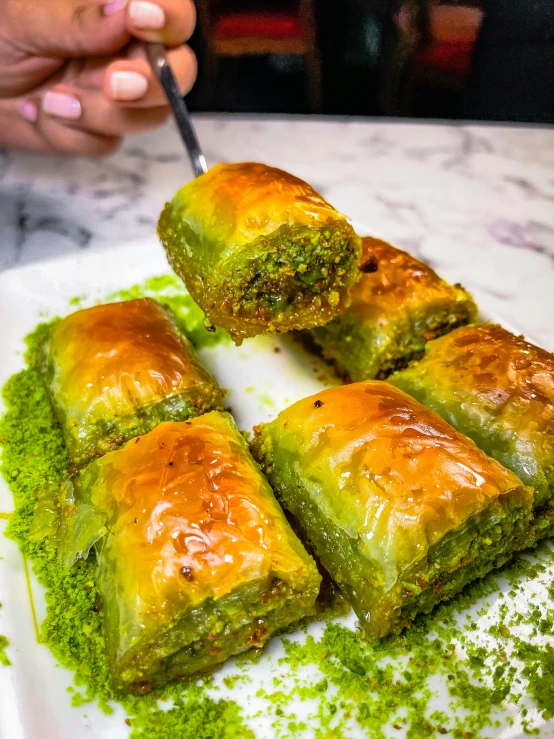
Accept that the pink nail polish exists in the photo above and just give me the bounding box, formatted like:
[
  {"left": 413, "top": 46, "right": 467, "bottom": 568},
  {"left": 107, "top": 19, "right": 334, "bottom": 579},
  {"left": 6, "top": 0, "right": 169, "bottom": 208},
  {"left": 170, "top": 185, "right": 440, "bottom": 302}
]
[
  {"left": 43, "top": 92, "right": 82, "bottom": 120},
  {"left": 110, "top": 71, "right": 149, "bottom": 101},
  {"left": 19, "top": 101, "right": 38, "bottom": 123},
  {"left": 103, "top": 0, "right": 128, "bottom": 16}
]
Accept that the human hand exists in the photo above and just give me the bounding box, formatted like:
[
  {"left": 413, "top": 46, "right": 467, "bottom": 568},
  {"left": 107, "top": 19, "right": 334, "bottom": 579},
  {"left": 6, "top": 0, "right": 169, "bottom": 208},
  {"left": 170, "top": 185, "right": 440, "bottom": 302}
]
[{"left": 0, "top": 0, "right": 197, "bottom": 155}]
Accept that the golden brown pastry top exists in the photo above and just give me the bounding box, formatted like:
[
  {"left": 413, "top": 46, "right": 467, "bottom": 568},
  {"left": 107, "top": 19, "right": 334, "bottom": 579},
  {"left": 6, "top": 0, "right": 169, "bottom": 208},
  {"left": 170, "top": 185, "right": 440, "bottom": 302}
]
[
  {"left": 390, "top": 323, "right": 554, "bottom": 502},
  {"left": 47, "top": 298, "right": 214, "bottom": 425},
  {"left": 260, "top": 381, "right": 530, "bottom": 589},
  {"left": 174, "top": 162, "right": 349, "bottom": 253},
  {"left": 81, "top": 414, "right": 317, "bottom": 619},
  {"left": 349, "top": 237, "right": 474, "bottom": 320},
  {"left": 439, "top": 324, "right": 554, "bottom": 432}
]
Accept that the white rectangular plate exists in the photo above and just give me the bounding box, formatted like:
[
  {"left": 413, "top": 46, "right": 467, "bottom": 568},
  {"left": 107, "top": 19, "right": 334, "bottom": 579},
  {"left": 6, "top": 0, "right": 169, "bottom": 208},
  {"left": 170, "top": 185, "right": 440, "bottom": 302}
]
[{"left": 0, "top": 236, "right": 552, "bottom": 739}]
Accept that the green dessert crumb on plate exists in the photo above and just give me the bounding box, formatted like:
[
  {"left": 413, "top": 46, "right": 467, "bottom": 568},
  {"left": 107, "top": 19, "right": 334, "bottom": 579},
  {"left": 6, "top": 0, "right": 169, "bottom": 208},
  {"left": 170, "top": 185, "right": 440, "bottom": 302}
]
[{"left": 0, "top": 635, "right": 11, "bottom": 667}]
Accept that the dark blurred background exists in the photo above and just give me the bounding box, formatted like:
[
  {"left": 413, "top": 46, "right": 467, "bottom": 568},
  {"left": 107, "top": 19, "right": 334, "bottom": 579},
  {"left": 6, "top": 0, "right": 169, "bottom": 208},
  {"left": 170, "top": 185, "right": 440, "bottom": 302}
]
[{"left": 186, "top": 0, "right": 554, "bottom": 123}]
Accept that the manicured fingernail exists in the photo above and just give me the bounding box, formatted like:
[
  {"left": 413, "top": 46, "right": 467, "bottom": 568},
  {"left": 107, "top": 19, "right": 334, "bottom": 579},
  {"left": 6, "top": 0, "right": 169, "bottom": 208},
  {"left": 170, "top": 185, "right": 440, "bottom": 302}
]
[
  {"left": 43, "top": 92, "right": 82, "bottom": 120},
  {"left": 110, "top": 71, "right": 149, "bottom": 101},
  {"left": 19, "top": 101, "right": 38, "bottom": 122},
  {"left": 103, "top": 0, "right": 128, "bottom": 15},
  {"left": 128, "top": 1, "right": 165, "bottom": 29}
]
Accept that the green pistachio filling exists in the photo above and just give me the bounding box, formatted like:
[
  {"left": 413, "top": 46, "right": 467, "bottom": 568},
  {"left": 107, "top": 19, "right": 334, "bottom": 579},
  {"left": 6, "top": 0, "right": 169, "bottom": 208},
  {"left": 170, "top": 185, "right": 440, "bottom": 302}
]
[
  {"left": 228, "top": 221, "right": 359, "bottom": 324},
  {"left": 114, "top": 581, "right": 315, "bottom": 692},
  {"left": 312, "top": 304, "right": 476, "bottom": 382}
]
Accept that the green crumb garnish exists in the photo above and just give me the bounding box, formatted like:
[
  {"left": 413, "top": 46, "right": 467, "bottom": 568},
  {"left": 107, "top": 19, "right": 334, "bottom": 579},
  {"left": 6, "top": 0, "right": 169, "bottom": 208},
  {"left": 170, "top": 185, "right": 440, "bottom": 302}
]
[
  {"left": 269, "top": 544, "right": 554, "bottom": 737},
  {"left": 517, "top": 642, "right": 554, "bottom": 718},
  {"left": 106, "top": 274, "right": 231, "bottom": 350},
  {"left": 128, "top": 687, "right": 255, "bottom": 739},
  {"left": 0, "top": 635, "right": 11, "bottom": 666},
  {"left": 254, "top": 394, "right": 277, "bottom": 413},
  {"left": 68, "top": 294, "right": 88, "bottom": 308}
]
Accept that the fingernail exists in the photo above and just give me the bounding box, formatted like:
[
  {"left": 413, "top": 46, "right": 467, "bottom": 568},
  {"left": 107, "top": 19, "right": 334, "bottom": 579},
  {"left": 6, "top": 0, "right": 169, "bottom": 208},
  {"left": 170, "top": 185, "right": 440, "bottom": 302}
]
[
  {"left": 19, "top": 101, "right": 38, "bottom": 122},
  {"left": 103, "top": 0, "right": 128, "bottom": 15},
  {"left": 128, "top": 1, "right": 165, "bottom": 29},
  {"left": 43, "top": 92, "right": 82, "bottom": 120},
  {"left": 110, "top": 71, "right": 149, "bottom": 101}
]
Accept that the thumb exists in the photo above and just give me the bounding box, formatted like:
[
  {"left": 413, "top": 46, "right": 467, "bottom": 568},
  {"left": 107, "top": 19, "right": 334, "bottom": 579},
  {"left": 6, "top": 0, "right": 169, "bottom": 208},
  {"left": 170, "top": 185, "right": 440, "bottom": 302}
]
[{"left": 5, "top": 0, "right": 131, "bottom": 58}]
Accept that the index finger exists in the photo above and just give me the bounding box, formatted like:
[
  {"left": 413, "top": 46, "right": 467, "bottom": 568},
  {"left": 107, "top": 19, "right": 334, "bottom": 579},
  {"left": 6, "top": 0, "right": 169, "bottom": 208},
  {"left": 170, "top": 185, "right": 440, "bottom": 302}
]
[
  {"left": 125, "top": 0, "right": 196, "bottom": 47},
  {"left": 5, "top": 0, "right": 130, "bottom": 57}
]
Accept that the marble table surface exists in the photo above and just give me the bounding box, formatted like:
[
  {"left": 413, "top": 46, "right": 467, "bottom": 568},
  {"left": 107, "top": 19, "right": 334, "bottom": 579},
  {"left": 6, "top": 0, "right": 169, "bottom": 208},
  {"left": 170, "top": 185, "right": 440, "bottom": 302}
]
[{"left": 1, "top": 115, "right": 553, "bottom": 349}]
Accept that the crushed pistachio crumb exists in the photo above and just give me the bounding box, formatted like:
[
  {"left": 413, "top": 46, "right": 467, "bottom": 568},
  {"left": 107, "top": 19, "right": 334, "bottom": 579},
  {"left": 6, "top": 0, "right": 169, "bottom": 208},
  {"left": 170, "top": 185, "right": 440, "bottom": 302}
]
[{"left": 0, "top": 635, "right": 11, "bottom": 666}]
